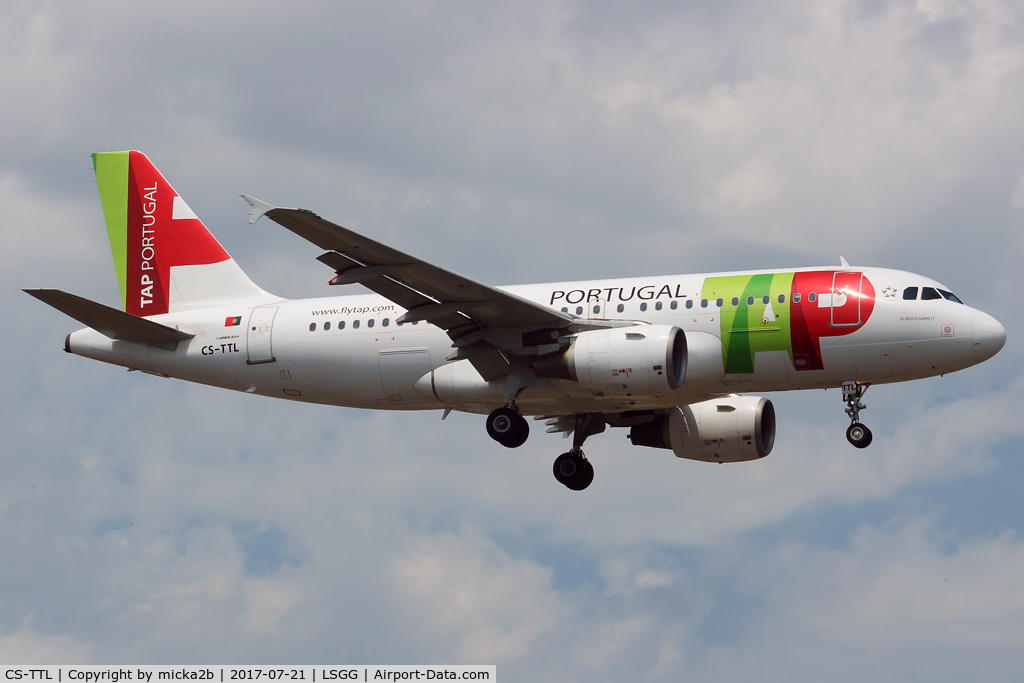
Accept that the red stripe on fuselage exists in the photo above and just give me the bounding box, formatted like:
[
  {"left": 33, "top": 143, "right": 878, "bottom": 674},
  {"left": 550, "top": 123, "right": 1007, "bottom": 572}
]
[{"left": 790, "top": 271, "right": 876, "bottom": 371}]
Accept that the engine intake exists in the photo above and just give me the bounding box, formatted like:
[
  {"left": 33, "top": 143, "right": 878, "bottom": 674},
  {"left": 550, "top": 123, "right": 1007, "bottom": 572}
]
[
  {"left": 628, "top": 396, "right": 776, "bottom": 462},
  {"left": 533, "top": 325, "right": 685, "bottom": 396}
]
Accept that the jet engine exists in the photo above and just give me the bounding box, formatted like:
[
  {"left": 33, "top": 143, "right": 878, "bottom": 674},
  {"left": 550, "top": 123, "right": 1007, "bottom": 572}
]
[
  {"left": 627, "top": 395, "right": 776, "bottom": 462},
  {"left": 533, "top": 326, "right": 725, "bottom": 397},
  {"left": 533, "top": 325, "right": 685, "bottom": 396}
]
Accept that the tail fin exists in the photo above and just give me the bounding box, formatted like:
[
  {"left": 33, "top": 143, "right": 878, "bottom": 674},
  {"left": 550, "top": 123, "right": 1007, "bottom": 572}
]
[{"left": 93, "top": 151, "right": 270, "bottom": 316}]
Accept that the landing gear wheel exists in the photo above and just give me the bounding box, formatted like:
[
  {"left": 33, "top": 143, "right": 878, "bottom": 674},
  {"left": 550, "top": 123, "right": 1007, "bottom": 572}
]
[
  {"left": 553, "top": 452, "right": 594, "bottom": 491},
  {"left": 486, "top": 407, "right": 529, "bottom": 448},
  {"left": 846, "top": 423, "right": 873, "bottom": 449}
]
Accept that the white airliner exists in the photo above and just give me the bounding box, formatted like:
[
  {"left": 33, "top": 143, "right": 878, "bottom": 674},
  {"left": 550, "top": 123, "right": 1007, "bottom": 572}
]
[{"left": 26, "top": 151, "right": 1006, "bottom": 490}]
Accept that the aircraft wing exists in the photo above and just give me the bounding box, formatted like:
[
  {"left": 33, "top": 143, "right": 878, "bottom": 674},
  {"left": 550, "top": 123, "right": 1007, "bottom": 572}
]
[
  {"left": 24, "top": 289, "right": 194, "bottom": 344},
  {"left": 243, "top": 196, "right": 575, "bottom": 380}
]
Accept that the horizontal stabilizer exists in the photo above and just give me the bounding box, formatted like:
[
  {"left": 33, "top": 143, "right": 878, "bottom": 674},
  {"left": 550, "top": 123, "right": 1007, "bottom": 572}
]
[{"left": 24, "top": 289, "right": 194, "bottom": 344}]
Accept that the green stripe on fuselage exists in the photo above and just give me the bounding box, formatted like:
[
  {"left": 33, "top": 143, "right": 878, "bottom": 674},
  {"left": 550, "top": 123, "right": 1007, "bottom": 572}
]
[
  {"left": 702, "top": 272, "right": 794, "bottom": 373},
  {"left": 92, "top": 151, "right": 130, "bottom": 310}
]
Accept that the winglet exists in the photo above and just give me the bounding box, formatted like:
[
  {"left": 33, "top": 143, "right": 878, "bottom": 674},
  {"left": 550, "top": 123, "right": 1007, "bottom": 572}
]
[
  {"left": 839, "top": 255, "right": 850, "bottom": 267},
  {"left": 241, "top": 194, "right": 274, "bottom": 224}
]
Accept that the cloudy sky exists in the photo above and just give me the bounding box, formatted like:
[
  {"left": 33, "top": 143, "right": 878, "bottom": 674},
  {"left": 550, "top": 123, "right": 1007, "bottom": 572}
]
[{"left": 2, "top": 0, "right": 1023, "bottom": 678}]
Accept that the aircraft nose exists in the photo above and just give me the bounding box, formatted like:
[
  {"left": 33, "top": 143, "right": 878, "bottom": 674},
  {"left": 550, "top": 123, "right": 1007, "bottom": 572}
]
[{"left": 972, "top": 311, "right": 1006, "bottom": 363}]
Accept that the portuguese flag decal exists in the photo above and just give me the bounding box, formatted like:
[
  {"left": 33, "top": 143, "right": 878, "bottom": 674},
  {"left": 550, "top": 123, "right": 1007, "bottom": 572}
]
[{"left": 225, "top": 316, "right": 242, "bottom": 327}]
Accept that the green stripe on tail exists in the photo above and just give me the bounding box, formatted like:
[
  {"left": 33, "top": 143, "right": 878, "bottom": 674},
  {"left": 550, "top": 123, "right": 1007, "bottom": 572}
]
[{"left": 92, "top": 151, "right": 130, "bottom": 310}]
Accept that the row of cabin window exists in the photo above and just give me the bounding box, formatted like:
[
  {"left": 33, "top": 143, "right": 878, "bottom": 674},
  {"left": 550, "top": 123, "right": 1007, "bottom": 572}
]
[
  {"left": 903, "top": 286, "right": 963, "bottom": 304},
  {"left": 561, "top": 294, "right": 791, "bottom": 316},
  {"left": 308, "top": 319, "right": 423, "bottom": 332}
]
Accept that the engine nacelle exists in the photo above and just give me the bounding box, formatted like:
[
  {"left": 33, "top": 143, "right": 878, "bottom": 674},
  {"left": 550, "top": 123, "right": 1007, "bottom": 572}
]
[
  {"left": 628, "top": 395, "right": 776, "bottom": 462},
  {"left": 534, "top": 324, "right": 685, "bottom": 396}
]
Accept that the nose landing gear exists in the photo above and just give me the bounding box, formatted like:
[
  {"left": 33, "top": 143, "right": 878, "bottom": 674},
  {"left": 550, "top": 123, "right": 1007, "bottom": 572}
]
[{"left": 842, "top": 381, "right": 873, "bottom": 448}]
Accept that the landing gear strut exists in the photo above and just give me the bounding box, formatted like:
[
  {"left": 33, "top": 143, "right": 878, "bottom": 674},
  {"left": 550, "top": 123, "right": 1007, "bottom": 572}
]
[
  {"left": 842, "top": 381, "right": 873, "bottom": 449},
  {"left": 552, "top": 413, "right": 604, "bottom": 491},
  {"left": 486, "top": 406, "right": 529, "bottom": 448},
  {"left": 485, "top": 360, "right": 535, "bottom": 449}
]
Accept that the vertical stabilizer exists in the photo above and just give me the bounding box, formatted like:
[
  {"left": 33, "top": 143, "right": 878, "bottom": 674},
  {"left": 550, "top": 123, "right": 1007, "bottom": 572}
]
[{"left": 92, "top": 151, "right": 271, "bottom": 316}]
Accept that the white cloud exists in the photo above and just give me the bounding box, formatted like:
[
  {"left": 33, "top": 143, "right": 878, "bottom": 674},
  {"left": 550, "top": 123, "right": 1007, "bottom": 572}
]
[
  {"left": 1012, "top": 174, "right": 1024, "bottom": 209},
  {"left": 0, "top": 624, "right": 93, "bottom": 664},
  {"left": 689, "top": 517, "right": 1024, "bottom": 681},
  {"left": 392, "top": 527, "right": 574, "bottom": 663},
  {"left": 241, "top": 578, "right": 305, "bottom": 638},
  {"left": 713, "top": 157, "right": 788, "bottom": 209}
]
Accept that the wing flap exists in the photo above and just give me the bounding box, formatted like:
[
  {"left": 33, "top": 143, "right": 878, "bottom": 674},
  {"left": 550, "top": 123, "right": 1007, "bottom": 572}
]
[{"left": 24, "top": 289, "right": 194, "bottom": 344}]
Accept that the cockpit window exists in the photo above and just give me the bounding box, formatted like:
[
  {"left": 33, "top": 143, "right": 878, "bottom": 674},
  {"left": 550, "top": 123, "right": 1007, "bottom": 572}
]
[
  {"left": 903, "top": 287, "right": 918, "bottom": 300},
  {"left": 921, "top": 287, "right": 941, "bottom": 300},
  {"left": 939, "top": 289, "right": 964, "bottom": 304}
]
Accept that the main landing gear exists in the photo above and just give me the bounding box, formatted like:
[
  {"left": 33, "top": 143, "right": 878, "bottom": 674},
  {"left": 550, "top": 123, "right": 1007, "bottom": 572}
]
[
  {"left": 485, "top": 408, "right": 604, "bottom": 491},
  {"left": 486, "top": 406, "right": 529, "bottom": 448},
  {"left": 553, "top": 452, "right": 593, "bottom": 491},
  {"left": 842, "top": 381, "right": 873, "bottom": 449},
  {"left": 486, "top": 361, "right": 534, "bottom": 449},
  {"left": 552, "top": 413, "right": 605, "bottom": 491}
]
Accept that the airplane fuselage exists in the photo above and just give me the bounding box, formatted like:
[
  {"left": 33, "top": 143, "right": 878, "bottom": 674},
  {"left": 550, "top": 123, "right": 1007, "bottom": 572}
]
[{"left": 67, "top": 265, "right": 1002, "bottom": 417}]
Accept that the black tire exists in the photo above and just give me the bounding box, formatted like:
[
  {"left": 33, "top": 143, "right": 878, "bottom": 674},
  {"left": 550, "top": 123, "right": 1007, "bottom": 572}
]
[
  {"left": 846, "top": 423, "right": 873, "bottom": 449},
  {"left": 553, "top": 452, "right": 577, "bottom": 484},
  {"left": 486, "top": 407, "right": 529, "bottom": 448},
  {"left": 577, "top": 459, "right": 595, "bottom": 490},
  {"left": 553, "top": 452, "right": 593, "bottom": 490}
]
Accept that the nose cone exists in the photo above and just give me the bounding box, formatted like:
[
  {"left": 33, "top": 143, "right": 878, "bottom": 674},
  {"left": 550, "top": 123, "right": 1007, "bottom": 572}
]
[{"left": 972, "top": 312, "right": 1006, "bottom": 364}]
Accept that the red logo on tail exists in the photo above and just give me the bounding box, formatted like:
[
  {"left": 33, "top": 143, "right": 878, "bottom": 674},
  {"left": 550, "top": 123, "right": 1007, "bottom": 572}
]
[{"left": 125, "top": 152, "right": 229, "bottom": 316}]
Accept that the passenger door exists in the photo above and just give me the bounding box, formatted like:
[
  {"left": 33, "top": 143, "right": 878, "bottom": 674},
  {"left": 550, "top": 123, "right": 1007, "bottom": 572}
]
[
  {"left": 831, "top": 272, "right": 864, "bottom": 328},
  {"left": 246, "top": 306, "right": 278, "bottom": 364}
]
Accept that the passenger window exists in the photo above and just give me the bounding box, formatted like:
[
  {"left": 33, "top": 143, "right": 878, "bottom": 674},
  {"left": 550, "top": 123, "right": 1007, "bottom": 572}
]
[
  {"left": 670, "top": 300, "right": 678, "bottom": 310},
  {"left": 616, "top": 303, "right": 624, "bottom": 313},
  {"left": 367, "top": 318, "right": 375, "bottom": 328},
  {"left": 561, "top": 307, "right": 568, "bottom": 313},
  {"left": 339, "top": 321, "right": 345, "bottom": 329},
  {"left": 731, "top": 297, "right": 739, "bottom": 306},
  {"left": 324, "top": 321, "right": 331, "bottom": 331},
  {"left": 808, "top": 292, "right": 817, "bottom": 303},
  {"left": 701, "top": 299, "right": 708, "bottom": 308},
  {"left": 413, "top": 320, "right": 419, "bottom": 325},
  {"left": 640, "top": 302, "right": 648, "bottom": 312},
  {"left": 793, "top": 293, "right": 801, "bottom": 303},
  {"left": 922, "top": 287, "right": 941, "bottom": 300},
  {"left": 686, "top": 300, "right": 693, "bottom": 309},
  {"left": 576, "top": 306, "right": 583, "bottom": 315},
  {"left": 382, "top": 318, "right": 389, "bottom": 327},
  {"left": 939, "top": 289, "right": 964, "bottom": 304},
  {"left": 903, "top": 287, "right": 918, "bottom": 300},
  {"left": 763, "top": 295, "right": 770, "bottom": 304},
  {"left": 716, "top": 298, "right": 724, "bottom": 307},
  {"left": 778, "top": 294, "right": 785, "bottom": 304},
  {"left": 593, "top": 305, "right": 600, "bottom": 314},
  {"left": 655, "top": 301, "right": 662, "bottom": 310},
  {"left": 747, "top": 296, "right": 755, "bottom": 305},
  {"left": 309, "top": 323, "right": 316, "bottom": 332},
  {"left": 353, "top": 320, "right": 360, "bottom": 329}
]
